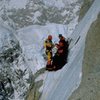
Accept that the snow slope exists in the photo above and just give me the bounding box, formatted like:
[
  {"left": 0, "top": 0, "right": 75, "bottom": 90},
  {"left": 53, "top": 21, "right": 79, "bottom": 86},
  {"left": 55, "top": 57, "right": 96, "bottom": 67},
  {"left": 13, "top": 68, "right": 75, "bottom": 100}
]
[{"left": 17, "top": 23, "right": 68, "bottom": 74}]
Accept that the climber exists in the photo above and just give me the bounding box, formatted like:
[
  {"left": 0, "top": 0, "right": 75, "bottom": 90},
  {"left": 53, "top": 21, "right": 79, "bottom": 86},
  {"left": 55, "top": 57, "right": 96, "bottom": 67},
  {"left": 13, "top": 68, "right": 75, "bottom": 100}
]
[
  {"left": 44, "top": 35, "right": 54, "bottom": 70},
  {"left": 58, "top": 34, "right": 69, "bottom": 61},
  {"left": 58, "top": 34, "right": 69, "bottom": 48},
  {"left": 44, "top": 35, "right": 54, "bottom": 60},
  {"left": 52, "top": 34, "right": 69, "bottom": 70},
  {"left": 45, "top": 60, "right": 53, "bottom": 71},
  {"left": 52, "top": 41, "right": 65, "bottom": 70}
]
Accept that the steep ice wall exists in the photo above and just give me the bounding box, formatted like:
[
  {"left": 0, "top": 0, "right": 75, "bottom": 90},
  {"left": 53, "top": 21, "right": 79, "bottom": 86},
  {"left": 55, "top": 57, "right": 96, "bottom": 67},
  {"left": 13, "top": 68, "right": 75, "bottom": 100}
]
[
  {"left": 69, "top": 12, "right": 100, "bottom": 100},
  {"left": 40, "top": 0, "right": 100, "bottom": 100}
]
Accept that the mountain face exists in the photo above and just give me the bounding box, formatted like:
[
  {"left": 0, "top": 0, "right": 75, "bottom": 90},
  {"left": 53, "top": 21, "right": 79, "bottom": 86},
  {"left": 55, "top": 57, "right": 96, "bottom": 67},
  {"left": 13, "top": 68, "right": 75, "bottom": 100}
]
[
  {"left": 0, "top": 24, "right": 33, "bottom": 100},
  {"left": 69, "top": 13, "right": 100, "bottom": 100},
  {"left": 0, "top": 0, "right": 83, "bottom": 100},
  {"left": 0, "top": 0, "right": 82, "bottom": 29}
]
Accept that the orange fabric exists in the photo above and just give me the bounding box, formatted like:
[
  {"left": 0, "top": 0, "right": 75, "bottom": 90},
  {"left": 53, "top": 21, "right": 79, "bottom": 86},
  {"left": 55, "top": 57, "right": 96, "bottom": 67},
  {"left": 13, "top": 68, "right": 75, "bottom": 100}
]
[
  {"left": 47, "top": 60, "right": 52, "bottom": 65},
  {"left": 48, "top": 35, "right": 52, "bottom": 40},
  {"left": 59, "top": 42, "right": 64, "bottom": 47},
  {"left": 62, "top": 37, "right": 65, "bottom": 40}
]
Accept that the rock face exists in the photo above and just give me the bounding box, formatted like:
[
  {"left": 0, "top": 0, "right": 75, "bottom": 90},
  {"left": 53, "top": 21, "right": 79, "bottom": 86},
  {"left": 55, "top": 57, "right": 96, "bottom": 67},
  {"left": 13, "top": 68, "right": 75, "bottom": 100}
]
[
  {"left": 78, "top": 0, "right": 94, "bottom": 21},
  {"left": 25, "top": 68, "right": 45, "bottom": 100},
  {"left": 0, "top": 0, "right": 82, "bottom": 29},
  {"left": 68, "top": 13, "right": 100, "bottom": 100},
  {"left": 0, "top": 24, "right": 32, "bottom": 100}
]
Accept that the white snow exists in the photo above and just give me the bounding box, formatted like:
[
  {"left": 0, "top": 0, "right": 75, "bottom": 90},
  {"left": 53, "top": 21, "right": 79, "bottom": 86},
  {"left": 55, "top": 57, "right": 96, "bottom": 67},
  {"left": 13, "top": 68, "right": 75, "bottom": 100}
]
[
  {"left": 43, "top": 0, "right": 65, "bottom": 9},
  {"left": 8, "top": 0, "right": 28, "bottom": 9},
  {"left": 61, "top": 10, "right": 68, "bottom": 16},
  {"left": 13, "top": 90, "right": 24, "bottom": 100},
  {"left": 66, "top": 0, "right": 79, "bottom": 4},
  {"left": 35, "top": 72, "right": 47, "bottom": 83},
  {"left": 18, "top": 23, "right": 69, "bottom": 74},
  {"left": 43, "top": 0, "right": 79, "bottom": 9},
  {"left": 73, "top": 5, "right": 81, "bottom": 14},
  {"left": 32, "top": 11, "right": 42, "bottom": 23},
  {"left": 40, "top": 0, "right": 100, "bottom": 100},
  {"left": 67, "top": 16, "right": 79, "bottom": 36}
]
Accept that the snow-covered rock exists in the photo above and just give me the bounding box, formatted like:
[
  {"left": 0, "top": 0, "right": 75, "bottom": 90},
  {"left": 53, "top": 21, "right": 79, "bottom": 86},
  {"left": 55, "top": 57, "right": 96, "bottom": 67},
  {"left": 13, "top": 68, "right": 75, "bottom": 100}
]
[{"left": 0, "top": 20, "right": 32, "bottom": 100}]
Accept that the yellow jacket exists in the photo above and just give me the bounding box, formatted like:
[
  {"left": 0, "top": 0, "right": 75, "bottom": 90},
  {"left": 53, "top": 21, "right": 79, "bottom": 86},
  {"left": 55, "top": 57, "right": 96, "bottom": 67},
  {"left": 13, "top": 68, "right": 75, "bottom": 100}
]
[{"left": 44, "top": 39, "right": 54, "bottom": 49}]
